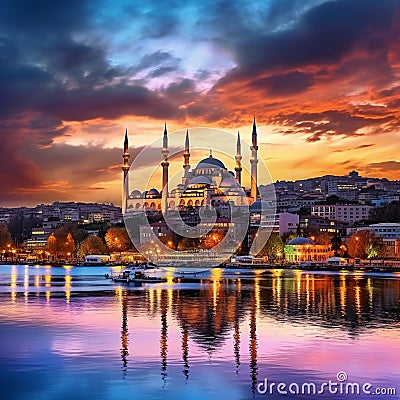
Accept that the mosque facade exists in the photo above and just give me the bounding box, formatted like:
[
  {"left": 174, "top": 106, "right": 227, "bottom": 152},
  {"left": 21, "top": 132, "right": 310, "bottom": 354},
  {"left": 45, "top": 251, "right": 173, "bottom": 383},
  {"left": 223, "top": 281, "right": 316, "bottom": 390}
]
[{"left": 122, "top": 120, "right": 260, "bottom": 214}]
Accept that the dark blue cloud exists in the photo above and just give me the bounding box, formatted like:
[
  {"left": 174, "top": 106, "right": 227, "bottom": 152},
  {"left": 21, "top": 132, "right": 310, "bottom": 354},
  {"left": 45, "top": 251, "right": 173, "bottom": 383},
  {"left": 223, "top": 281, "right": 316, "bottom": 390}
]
[
  {"left": 0, "top": 0, "right": 91, "bottom": 36},
  {"left": 250, "top": 71, "right": 314, "bottom": 95},
  {"left": 218, "top": 0, "right": 399, "bottom": 77}
]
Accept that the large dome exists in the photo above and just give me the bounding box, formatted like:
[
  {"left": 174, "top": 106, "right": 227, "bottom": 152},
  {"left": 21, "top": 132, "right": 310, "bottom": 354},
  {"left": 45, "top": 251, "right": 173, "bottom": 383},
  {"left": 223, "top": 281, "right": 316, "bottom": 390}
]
[
  {"left": 196, "top": 156, "right": 226, "bottom": 169},
  {"left": 287, "top": 237, "right": 315, "bottom": 246}
]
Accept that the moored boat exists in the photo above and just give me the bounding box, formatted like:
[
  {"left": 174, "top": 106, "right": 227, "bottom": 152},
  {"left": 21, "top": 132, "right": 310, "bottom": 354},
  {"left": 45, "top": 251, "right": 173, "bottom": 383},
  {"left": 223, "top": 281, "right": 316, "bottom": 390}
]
[{"left": 106, "top": 268, "right": 166, "bottom": 283}]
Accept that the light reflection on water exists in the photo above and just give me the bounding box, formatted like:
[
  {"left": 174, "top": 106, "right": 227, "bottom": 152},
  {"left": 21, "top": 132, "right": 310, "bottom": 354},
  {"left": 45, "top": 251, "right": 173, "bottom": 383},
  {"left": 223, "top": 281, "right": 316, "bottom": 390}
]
[{"left": 0, "top": 265, "right": 400, "bottom": 399}]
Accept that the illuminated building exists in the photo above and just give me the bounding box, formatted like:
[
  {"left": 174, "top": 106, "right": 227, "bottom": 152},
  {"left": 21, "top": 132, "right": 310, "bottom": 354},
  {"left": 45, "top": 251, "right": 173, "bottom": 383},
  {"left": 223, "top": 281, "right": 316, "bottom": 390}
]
[
  {"left": 284, "top": 237, "right": 334, "bottom": 263},
  {"left": 122, "top": 121, "right": 260, "bottom": 213}
]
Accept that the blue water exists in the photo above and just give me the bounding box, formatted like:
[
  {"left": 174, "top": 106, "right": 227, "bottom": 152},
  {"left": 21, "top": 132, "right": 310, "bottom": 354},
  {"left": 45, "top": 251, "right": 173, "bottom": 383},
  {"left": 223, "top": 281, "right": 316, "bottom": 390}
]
[{"left": 0, "top": 265, "right": 399, "bottom": 399}]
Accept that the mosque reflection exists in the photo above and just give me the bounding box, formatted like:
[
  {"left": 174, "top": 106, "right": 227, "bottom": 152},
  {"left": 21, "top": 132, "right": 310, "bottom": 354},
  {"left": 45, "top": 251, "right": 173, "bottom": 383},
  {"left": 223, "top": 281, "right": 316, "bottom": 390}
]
[{"left": 115, "top": 272, "right": 400, "bottom": 387}]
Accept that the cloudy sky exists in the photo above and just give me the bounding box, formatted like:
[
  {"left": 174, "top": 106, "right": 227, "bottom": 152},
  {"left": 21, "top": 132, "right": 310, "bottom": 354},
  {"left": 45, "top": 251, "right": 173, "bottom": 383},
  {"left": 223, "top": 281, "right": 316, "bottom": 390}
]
[{"left": 1, "top": 0, "right": 399, "bottom": 206}]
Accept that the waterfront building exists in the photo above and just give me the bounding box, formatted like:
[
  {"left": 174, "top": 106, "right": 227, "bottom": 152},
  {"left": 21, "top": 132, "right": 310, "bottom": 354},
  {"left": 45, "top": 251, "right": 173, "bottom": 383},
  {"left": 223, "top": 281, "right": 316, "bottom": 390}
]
[
  {"left": 284, "top": 237, "right": 334, "bottom": 263},
  {"left": 25, "top": 227, "right": 52, "bottom": 250}
]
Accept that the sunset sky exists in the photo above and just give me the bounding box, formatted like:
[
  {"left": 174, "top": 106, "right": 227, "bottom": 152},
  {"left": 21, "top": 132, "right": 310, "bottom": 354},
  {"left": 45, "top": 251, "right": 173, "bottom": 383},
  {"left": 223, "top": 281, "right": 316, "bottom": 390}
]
[{"left": 1, "top": 0, "right": 400, "bottom": 207}]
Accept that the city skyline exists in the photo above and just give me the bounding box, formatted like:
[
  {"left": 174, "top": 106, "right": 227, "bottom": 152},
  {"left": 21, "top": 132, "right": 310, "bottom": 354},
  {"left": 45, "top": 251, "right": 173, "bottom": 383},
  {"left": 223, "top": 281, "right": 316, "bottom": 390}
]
[{"left": 1, "top": 0, "right": 400, "bottom": 207}]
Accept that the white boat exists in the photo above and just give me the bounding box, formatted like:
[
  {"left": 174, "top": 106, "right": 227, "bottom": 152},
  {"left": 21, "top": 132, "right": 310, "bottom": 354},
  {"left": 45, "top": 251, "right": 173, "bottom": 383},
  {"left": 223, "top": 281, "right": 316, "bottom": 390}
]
[
  {"left": 225, "top": 255, "right": 271, "bottom": 269},
  {"left": 106, "top": 268, "right": 166, "bottom": 283}
]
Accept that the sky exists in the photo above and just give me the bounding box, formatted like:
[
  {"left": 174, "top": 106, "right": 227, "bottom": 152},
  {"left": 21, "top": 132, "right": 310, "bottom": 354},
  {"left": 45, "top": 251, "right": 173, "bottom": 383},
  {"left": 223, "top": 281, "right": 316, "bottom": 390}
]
[{"left": 0, "top": 0, "right": 400, "bottom": 207}]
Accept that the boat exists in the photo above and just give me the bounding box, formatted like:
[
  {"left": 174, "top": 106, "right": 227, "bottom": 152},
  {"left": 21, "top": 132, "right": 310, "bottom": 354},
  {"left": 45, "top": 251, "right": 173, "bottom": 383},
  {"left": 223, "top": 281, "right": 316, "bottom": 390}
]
[
  {"left": 130, "top": 270, "right": 167, "bottom": 283},
  {"left": 106, "top": 268, "right": 166, "bottom": 284},
  {"left": 174, "top": 268, "right": 210, "bottom": 277},
  {"left": 106, "top": 268, "right": 132, "bottom": 283},
  {"left": 224, "top": 255, "right": 274, "bottom": 269}
]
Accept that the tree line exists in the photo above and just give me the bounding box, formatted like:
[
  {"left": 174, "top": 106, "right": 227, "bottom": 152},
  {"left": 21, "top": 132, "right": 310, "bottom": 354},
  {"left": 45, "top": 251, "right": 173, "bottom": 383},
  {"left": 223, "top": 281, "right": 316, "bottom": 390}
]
[{"left": 44, "top": 224, "right": 134, "bottom": 259}]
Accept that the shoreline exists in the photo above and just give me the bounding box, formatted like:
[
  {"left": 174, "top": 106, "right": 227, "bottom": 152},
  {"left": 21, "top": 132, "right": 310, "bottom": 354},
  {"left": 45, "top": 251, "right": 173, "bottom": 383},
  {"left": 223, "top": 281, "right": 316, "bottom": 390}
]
[{"left": 1, "top": 262, "right": 400, "bottom": 274}]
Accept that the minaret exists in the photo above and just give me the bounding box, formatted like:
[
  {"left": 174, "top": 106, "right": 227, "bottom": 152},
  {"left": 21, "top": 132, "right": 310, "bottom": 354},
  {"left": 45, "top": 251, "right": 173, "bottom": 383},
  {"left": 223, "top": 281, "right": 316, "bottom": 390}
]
[
  {"left": 235, "top": 131, "right": 242, "bottom": 185},
  {"left": 122, "top": 129, "right": 130, "bottom": 214},
  {"left": 183, "top": 129, "right": 190, "bottom": 175},
  {"left": 250, "top": 118, "right": 258, "bottom": 202},
  {"left": 161, "top": 123, "right": 169, "bottom": 211}
]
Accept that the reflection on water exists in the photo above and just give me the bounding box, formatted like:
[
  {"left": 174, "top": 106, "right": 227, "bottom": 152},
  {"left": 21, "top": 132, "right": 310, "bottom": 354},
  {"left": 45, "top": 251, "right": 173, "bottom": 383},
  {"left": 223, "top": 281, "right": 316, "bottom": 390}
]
[
  {"left": 120, "top": 292, "right": 129, "bottom": 377},
  {"left": 0, "top": 265, "right": 400, "bottom": 399}
]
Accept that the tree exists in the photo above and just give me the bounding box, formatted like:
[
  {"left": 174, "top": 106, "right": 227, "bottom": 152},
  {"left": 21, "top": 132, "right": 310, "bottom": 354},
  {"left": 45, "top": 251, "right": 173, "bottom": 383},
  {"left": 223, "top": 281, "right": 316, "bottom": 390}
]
[
  {"left": 105, "top": 227, "right": 132, "bottom": 253},
  {"left": 47, "top": 226, "right": 79, "bottom": 257},
  {"left": 177, "top": 237, "right": 200, "bottom": 251},
  {"left": 347, "top": 230, "right": 379, "bottom": 259},
  {"left": 301, "top": 226, "right": 334, "bottom": 246},
  {"left": 282, "top": 231, "right": 297, "bottom": 244},
  {"left": 63, "top": 223, "right": 86, "bottom": 244},
  {"left": 46, "top": 233, "right": 58, "bottom": 257},
  {"left": 8, "top": 213, "right": 41, "bottom": 246},
  {"left": 0, "top": 223, "right": 12, "bottom": 249},
  {"left": 314, "top": 231, "right": 333, "bottom": 246},
  {"left": 201, "top": 232, "right": 225, "bottom": 250},
  {"left": 77, "top": 236, "right": 108, "bottom": 257},
  {"left": 369, "top": 201, "right": 400, "bottom": 223},
  {"left": 258, "top": 233, "right": 284, "bottom": 262},
  {"left": 64, "top": 233, "right": 75, "bottom": 258},
  {"left": 53, "top": 223, "right": 86, "bottom": 246}
]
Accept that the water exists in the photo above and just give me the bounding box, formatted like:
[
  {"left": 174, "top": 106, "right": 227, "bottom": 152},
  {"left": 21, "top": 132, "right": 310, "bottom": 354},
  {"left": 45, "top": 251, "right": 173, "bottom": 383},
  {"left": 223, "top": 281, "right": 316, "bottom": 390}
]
[{"left": 0, "top": 265, "right": 399, "bottom": 399}]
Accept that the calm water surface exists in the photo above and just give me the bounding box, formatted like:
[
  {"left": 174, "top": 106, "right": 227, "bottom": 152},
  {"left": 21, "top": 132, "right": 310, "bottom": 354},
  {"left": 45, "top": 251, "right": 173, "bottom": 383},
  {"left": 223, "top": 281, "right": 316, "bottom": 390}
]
[{"left": 0, "top": 265, "right": 399, "bottom": 399}]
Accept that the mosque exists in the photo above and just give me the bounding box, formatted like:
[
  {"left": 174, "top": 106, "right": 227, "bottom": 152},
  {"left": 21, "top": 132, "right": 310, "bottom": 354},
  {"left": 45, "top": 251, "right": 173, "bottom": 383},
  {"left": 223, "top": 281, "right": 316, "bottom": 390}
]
[{"left": 122, "top": 119, "right": 261, "bottom": 214}]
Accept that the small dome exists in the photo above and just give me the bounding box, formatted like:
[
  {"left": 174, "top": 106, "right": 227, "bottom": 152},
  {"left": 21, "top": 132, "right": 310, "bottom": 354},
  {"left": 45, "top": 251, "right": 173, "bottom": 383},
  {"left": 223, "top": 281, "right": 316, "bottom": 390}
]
[
  {"left": 250, "top": 200, "right": 272, "bottom": 212},
  {"left": 145, "top": 188, "right": 160, "bottom": 198},
  {"left": 130, "top": 190, "right": 142, "bottom": 198},
  {"left": 189, "top": 176, "right": 212, "bottom": 186},
  {"left": 287, "top": 237, "right": 315, "bottom": 246},
  {"left": 196, "top": 156, "right": 226, "bottom": 169}
]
